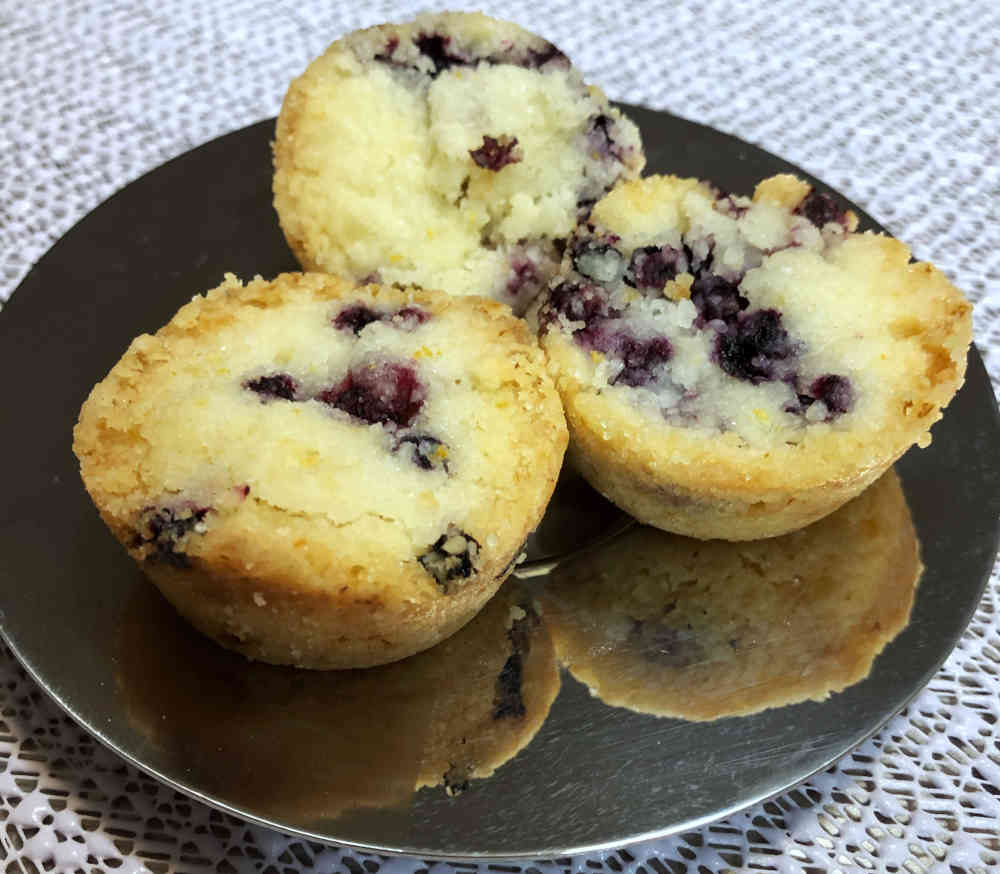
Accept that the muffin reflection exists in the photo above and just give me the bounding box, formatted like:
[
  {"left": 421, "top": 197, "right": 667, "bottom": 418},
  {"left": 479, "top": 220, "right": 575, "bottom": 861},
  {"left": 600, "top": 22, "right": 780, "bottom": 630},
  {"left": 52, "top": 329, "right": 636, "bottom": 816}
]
[
  {"left": 539, "top": 469, "right": 920, "bottom": 721},
  {"left": 116, "top": 581, "right": 559, "bottom": 823}
]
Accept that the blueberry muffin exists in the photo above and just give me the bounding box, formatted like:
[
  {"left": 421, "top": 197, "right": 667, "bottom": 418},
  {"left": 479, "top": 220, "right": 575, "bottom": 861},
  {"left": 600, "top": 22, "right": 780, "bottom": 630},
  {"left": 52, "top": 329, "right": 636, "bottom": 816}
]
[
  {"left": 533, "top": 174, "right": 972, "bottom": 539},
  {"left": 74, "top": 272, "right": 567, "bottom": 668},
  {"left": 539, "top": 470, "right": 920, "bottom": 721},
  {"left": 117, "top": 581, "right": 560, "bottom": 819},
  {"left": 273, "top": 11, "right": 644, "bottom": 315}
]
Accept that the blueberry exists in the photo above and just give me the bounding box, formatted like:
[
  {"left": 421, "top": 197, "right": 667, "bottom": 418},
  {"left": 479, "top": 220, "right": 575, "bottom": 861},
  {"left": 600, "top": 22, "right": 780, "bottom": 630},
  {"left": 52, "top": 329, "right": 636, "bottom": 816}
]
[
  {"left": 493, "top": 603, "right": 539, "bottom": 719},
  {"left": 571, "top": 241, "right": 625, "bottom": 283},
  {"left": 333, "top": 303, "right": 429, "bottom": 334},
  {"left": 334, "top": 304, "right": 382, "bottom": 335},
  {"left": 418, "top": 525, "right": 481, "bottom": 593},
  {"left": 786, "top": 393, "right": 816, "bottom": 415},
  {"left": 629, "top": 619, "right": 700, "bottom": 668},
  {"left": 243, "top": 373, "right": 298, "bottom": 402},
  {"left": 611, "top": 335, "right": 673, "bottom": 388},
  {"left": 586, "top": 114, "right": 626, "bottom": 163},
  {"left": 135, "top": 505, "right": 211, "bottom": 568},
  {"left": 318, "top": 361, "right": 425, "bottom": 428},
  {"left": 506, "top": 257, "right": 542, "bottom": 302},
  {"left": 414, "top": 32, "right": 468, "bottom": 75},
  {"left": 715, "top": 309, "right": 794, "bottom": 383},
  {"left": 523, "top": 43, "right": 570, "bottom": 69},
  {"left": 690, "top": 274, "right": 749, "bottom": 325},
  {"left": 395, "top": 434, "right": 449, "bottom": 471},
  {"left": 544, "top": 280, "right": 671, "bottom": 387},
  {"left": 683, "top": 241, "right": 714, "bottom": 276},
  {"left": 373, "top": 37, "right": 400, "bottom": 62},
  {"left": 625, "top": 245, "right": 686, "bottom": 291},
  {"left": 542, "top": 280, "right": 611, "bottom": 327},
  {"left": 796, "top": 189, "right": 848, "bottom": 228},
  {"left": 375, "top": 30, "right": 568, "bottom": 78},
  {"left": 469, "top": 134, "right": 522, "bottom": 171},
  {"left": 809, "top": 374, "right": 854, "bottom": 415}
]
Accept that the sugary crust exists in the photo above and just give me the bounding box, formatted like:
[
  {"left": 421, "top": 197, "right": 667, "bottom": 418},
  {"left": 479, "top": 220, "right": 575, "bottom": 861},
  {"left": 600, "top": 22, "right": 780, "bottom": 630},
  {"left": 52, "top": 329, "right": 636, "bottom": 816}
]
[
  {"left": 539, "top": 174, "right": 973, "bottom": 539},
  {"left": 273, "top": 12, "right": 644, "bottom": 311},
  {"left": 74, "top": 272, "right": 567, "bottom": 668},
  {"left": 540, "top": 470, "right": 921, "bottom": 721}
]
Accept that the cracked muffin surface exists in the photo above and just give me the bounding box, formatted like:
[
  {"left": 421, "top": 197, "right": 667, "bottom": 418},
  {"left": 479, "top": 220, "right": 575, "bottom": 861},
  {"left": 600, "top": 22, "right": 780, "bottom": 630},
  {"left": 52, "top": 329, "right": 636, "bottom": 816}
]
[
  {"left": 73, "top": 272, "right": 567, "bottom": 668},
  {"left": 273, "top": 11, "right": 644, "bottom": 314},
  {"left": 533, "top": 173, "right": 972, "bottom": 539}
]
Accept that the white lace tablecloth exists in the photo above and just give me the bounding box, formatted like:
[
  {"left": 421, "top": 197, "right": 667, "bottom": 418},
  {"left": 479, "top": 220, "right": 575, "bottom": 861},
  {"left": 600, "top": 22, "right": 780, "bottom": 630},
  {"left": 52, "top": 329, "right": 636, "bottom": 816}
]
[{"left": 3, "top": 1, "right": 999, "bottom": 871}]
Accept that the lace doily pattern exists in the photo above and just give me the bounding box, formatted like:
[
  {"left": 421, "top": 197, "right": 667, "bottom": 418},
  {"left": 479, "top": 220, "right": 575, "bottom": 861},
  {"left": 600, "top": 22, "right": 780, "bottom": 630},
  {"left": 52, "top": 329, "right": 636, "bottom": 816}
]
[{"left": 2, "top": 0, "right": 999, "bottom": 871}]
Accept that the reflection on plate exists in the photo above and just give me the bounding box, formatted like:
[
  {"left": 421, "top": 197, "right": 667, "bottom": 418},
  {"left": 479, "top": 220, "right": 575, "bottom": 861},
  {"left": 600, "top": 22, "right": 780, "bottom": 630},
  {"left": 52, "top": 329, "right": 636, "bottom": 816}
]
[
  {"left": 1, "top": 104, "right": 998, "bottom": 859},
  {"left": 117, "top": 581, "right": 559, "bottom": 822},
  {"left": 541, "top": 470, "right": 920, "bottom": 720},
  {"left": 115, "top": 469, "right": 922, "bottom": 825}
]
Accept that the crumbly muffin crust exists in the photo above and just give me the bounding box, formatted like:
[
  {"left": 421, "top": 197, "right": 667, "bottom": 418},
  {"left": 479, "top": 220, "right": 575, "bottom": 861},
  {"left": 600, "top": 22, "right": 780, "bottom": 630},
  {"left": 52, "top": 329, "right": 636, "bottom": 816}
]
[
  {"left": 534, "top": 174, "right": 972, "bottom": 539},
  {"left": 273, "top": 11, "right": 644, "bottom": 314},
  {"left": 74, "top": 272, "right": 567, "bottom": 668},
  {"left": 540, "top": 470, "right": 921, "bottom": 721}
]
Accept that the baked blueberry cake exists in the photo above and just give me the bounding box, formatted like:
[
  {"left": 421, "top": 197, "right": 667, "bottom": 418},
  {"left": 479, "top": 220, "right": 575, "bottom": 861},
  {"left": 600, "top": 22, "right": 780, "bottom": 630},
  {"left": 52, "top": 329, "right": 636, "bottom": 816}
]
[
  {"left": 533, "top": 173, "right": 972, "bottom": 539},
  {"left": 539, "top": 470, "right": 920, "bottom": 721},
  {"left": 273, "top": 11, "right": 644, "bottom": 314},
  {"left": 117, "top": 581, "right": 560, "bottom": 817},
  {"left": 74, "top": 272, "right": 567, "bottom": 668}
]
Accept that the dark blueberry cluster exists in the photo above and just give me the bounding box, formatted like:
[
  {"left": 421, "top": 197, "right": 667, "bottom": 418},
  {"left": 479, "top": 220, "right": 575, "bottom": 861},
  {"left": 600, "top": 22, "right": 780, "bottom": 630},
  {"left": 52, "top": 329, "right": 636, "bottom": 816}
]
[
  {"left": 809, "top": 374, "right": 853, "bottom": 414},
  {"left": 579, "top": 326, "right": 672, "bottom": 388},
  {"left": 543, "top": 278, "right": 673, "bottom": 388},
  {"left": 542, "top": 277, "right": 672, "bottom": 388},
  {"left": 242, "top": 302, "right": 454, "bottom": 467},
  {"left": 418, "top": 525, "right": 481, "bottom": 593},
  {"left": 333, "top": 303, "right": 429, "bottom": 335},
  {"left": 506, "top": 256, "right": 542, "bottom": 303},
  {"left": 690, "top": 274, "right": 749, "bottom": 324},
  {"left": 715, "top": 309, "right": 795, "bottom": 384},
  {"left": 394, "top": 434, "right": 450, "bottom": 472},
  {"left": 625, "top": 245, "right": 685, "bottom": 290},
  {"left": 333, "top": 305, "right": 381, "bottom": 334},
  {"left": 493, "top": 603, "right": 540, "bottom": 720},
  {"left": 413, "top": 32, "right": 468, "bottom": 74},
  {"left": 133, "top": 505, "right": 211, "bottom": 568},
  {"left": 243, "top": 373, "right": 298, "bottom": 401},
  {"left": 373, "top": 29, "right": 569, "bottom": 78},
  {"left": 586, "top": 114, "right": 627, "bottom": 163},
  {"left": 789, "top": 374, "right": 855, "bottom": 418},
  {"left": 318, "top": 361, "right": 426, "bottom": 428},
  {"left": 544, "top": 221, "right": 856, "bottom": 417},
  {"left": 573, "top": 115, "right": 639, "bottom": 219},
  {"left": 244, "top": 362, "right": 427, "bottom": 428},
  {"left": 544, "top": 279, "right": 616, "bottom": 325},
  {"left": 795, "top": 189, "right": 849, "bottom": 229},
  {"left": 470, "top": 134, "right": 522, "bottom": 171}
]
